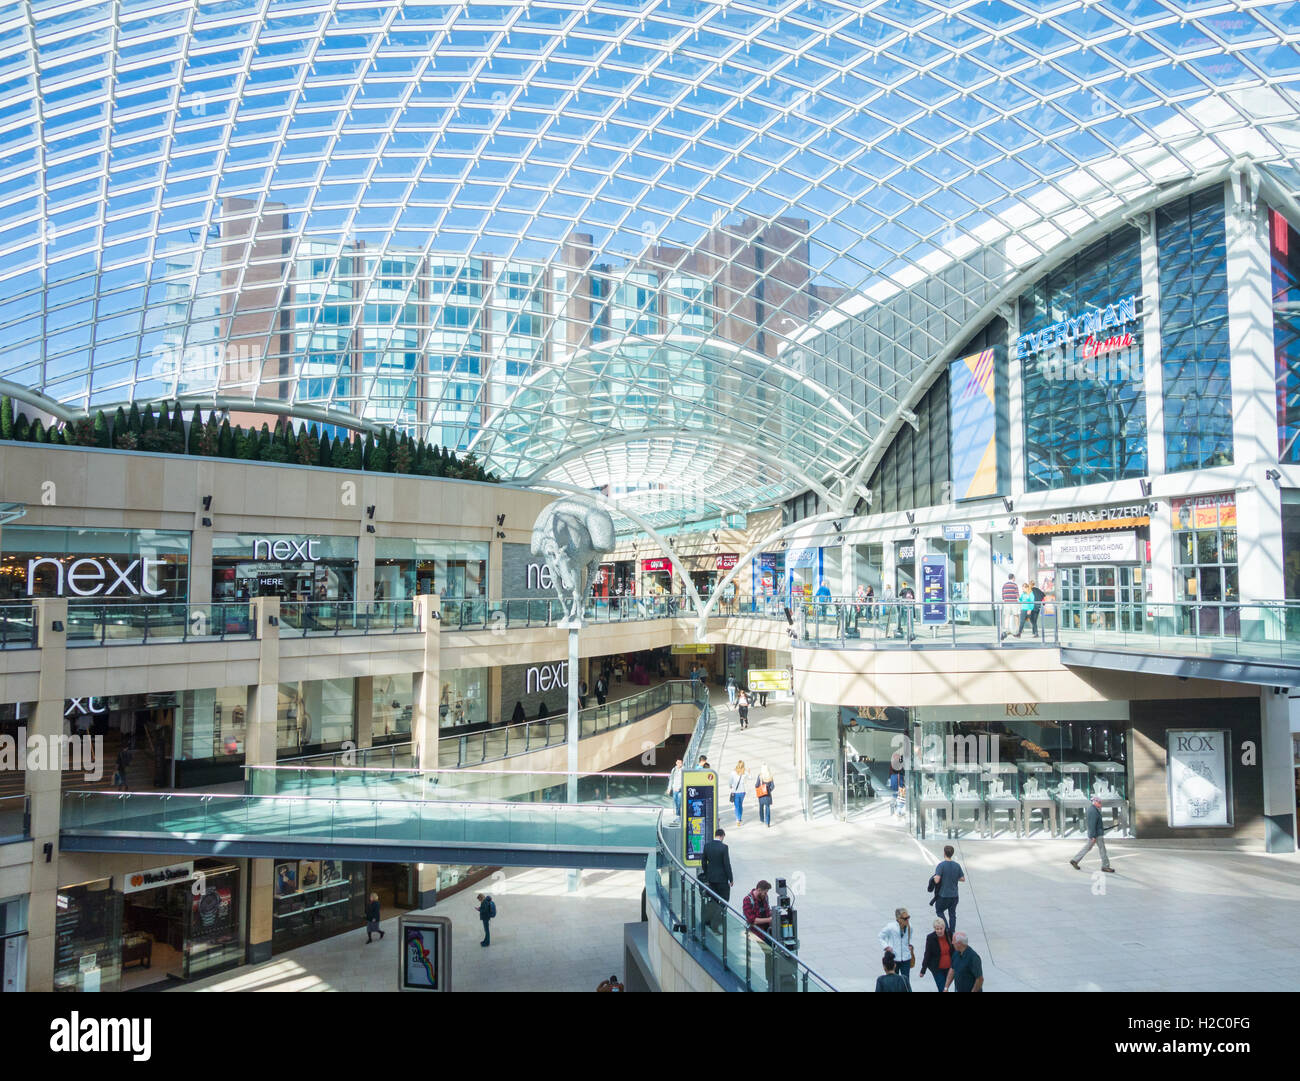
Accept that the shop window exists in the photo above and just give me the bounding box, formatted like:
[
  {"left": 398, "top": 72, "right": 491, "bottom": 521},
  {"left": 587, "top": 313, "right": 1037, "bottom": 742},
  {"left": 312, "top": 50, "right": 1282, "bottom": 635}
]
[
  {"left": 176, "top": 687, "right": 247, "bottom": 763},
  {"left": 0, "top": 527, "right": 190, "bottom": 602},
  {"left": 54, "top": 879, "right": 122, "bottom": 992},
  {"left": 2, "top": 896, "right": 27, "bottom": 992},
  {"left": 372, "top": 673, "right": 413, "bottom": 742},
  {"left": 277, "top": 678, "right": 356, "bottom": 752},
  {"left": 272, "top": 859, "right": 366, "bottom": 954},
  {"left": 440, "top": 668, "right": 488, "bottom": 729},
  {"left": 1172, "top": 494, "right": 1238, "bottom": 637}
]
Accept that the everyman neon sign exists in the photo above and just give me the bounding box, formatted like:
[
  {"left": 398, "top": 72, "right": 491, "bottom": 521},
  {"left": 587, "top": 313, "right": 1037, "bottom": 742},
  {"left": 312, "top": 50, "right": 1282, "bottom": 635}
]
[{"left": 1015, "top": 295, "right": 1139, "bottom": 359}]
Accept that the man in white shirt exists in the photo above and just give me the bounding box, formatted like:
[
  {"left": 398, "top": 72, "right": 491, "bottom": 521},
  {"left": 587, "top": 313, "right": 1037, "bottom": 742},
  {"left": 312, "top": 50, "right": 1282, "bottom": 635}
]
[
  {"left": 878, "top": 908, "right": 915, "bottom": 988},
  {"left": 667, "top": 758, "right": 684, "bottom": 821}
]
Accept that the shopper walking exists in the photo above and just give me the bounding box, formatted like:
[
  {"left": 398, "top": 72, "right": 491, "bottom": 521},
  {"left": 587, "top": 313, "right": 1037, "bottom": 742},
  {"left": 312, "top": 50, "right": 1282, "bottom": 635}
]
[
  {"left": 878, "top": 908, "right": 915, "bottom": 987},
  {"left": 726, "top": 674, "right": 738, "bottom": 707},
  {"left": 932, "top": 844, "right": 966, "bottom": 934},
  {"left": 364, "top": 892, "right": 384, "bottom": 943},
  {"left": 737, "top": 691, "right": 750, "bottom": 730},
  {"left": 667, "top": 757, "right": 684, "bottom": 820},
  {"left": 476, "top": 892, "right": 496, "bottom": 947},
  {"left": 578, "top": 679, "right": 589, "bottom": 708},
  {"left": 594, "top": 673, "right": 608, "bottom": 706},
  {"left": 728, "top": 760, "right": 749, "bottom": 825},
  {"left": 944, "top": 931, "right": 984, "bottom": 992},
  {"left": 1015, "top": 581, "right": 1035, "bottom": 638},
  {"left": 1030, "top": 581, "right": 1046, "bottom": 638},
  {"left": 755, "top": 763, "right": 775, "bottom": 827},
  {"left": 919, "top": 918, "right": 953, "bottom": 992},
  {"left": 699, "top": 827, "right": 733, "bottom": 902},
  {"left": 1069, "top": 796, "right": 1116, "bottom": 873},
  {"left": 875, "top": 949, "right": 911, "bottom": 992},
  {"left": 1000, "top": 572, "right": 1020, "bottom": 640}
]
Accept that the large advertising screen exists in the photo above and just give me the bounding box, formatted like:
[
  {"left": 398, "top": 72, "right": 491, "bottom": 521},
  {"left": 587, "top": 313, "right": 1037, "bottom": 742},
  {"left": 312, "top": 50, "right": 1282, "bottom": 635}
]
[
  {"left": 682, "top": 770, "right": 718, "bottom": 869},
  {"left": 949, "top": 348, "right": 999, "bottom": 500}
]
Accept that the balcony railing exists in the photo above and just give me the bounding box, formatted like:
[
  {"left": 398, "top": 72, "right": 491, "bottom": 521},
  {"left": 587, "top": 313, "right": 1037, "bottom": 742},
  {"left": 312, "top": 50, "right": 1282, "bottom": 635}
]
[
  {"left": 0, "top": 602, "right": 36, "bottom": 649},
  {"left": 279, "top": 680, "right": 704, "bottom": 771},
  {"left": 277, "top": 600, "right": 418, "bottom": 637},
  {"left": 65, "top": 602, "right": 259, "bottom": 645}
]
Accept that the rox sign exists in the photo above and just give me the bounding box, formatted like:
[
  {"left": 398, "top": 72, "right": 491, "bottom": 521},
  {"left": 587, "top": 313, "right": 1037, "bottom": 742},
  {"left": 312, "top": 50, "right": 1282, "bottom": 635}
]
[
  {"left": 27, "top": 557, "right": 168, "bottom": 598},
  {"left": 1174, "top": 733, "right": 1218, "bottom": 752}
]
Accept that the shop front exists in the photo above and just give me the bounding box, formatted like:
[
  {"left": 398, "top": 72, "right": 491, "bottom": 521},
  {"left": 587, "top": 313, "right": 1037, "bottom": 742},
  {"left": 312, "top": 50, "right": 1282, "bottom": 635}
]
[
  {"left": 0, "top": 527, "right": 190, "bottom": 631},
  {"left": 641, "top": 556, "right": 674, "bottom": 596},
  {"left": 893, "top": 540, "right": 916, "bottom": 594},
  {"left": 212, "top": 533, "right": 357, "bottom": 611},
  {"left": 438, "top": 667, "right": 489, "bottom": 731},
  {"left": 1023, "top": 502, "right": 1154, "bottom": 634},
  {"left": 271, "top": 860, "right": 421, "bottom": 955},
  {"left": 373, "top": 539, "right": 487, "bottom": 620},
  {"left": 929, "top": 525, "right": 971, "bottom": 622},
  {"left": 714, "top": 553, "right": 739, "bottom": 612},
  {"left": 55, "top": 859, "right": 244, "bottom": 992},
  {"left": 908, "top": 701, "right": 1133, "bottom": 840},
  {"left": 753, "top": 552, "right": 784, "bottom": 613}
]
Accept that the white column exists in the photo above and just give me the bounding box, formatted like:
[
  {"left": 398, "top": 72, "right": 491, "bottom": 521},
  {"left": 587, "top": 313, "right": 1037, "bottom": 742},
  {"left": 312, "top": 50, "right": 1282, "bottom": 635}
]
[
  {"left": 1260, "top": 689, "right": 1297, "bottom": 853},
  {"left": 1139, "top": 211, "right": 1167, "bottom": 478},
  {"left": 1226, "top": 178, "right": 1277, "bottom": 472}
]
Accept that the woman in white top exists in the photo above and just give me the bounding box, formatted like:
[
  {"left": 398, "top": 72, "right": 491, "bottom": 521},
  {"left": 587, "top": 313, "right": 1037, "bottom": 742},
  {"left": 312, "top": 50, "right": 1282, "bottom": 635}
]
[{"left": 729, "top": 759, "right": 750, "bottom": 826}]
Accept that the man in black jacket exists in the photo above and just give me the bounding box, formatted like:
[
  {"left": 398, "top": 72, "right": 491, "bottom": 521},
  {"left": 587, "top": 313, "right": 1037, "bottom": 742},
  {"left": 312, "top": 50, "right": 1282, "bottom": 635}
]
[
  {"left": 699, "top": 828, "right": 733, "bottom": 934},
  {"left": 700, "top": 828, "right": 733, "bottom": 902},
  {"left": 1069, "top": 796, "right": 1115, "bottom": 873}
]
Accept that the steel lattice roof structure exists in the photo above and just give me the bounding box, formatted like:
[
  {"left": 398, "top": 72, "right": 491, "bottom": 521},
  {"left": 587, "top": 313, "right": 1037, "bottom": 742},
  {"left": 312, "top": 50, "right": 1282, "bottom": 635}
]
[{"left": 2, "top": 0, "right": 1300, "bottom": 526}]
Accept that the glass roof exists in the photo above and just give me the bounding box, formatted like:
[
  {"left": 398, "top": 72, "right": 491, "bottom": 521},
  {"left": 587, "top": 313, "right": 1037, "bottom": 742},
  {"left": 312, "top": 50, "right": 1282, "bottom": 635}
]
[{"left": 2, "top": 0, "right": 1299, "bottom": 522}]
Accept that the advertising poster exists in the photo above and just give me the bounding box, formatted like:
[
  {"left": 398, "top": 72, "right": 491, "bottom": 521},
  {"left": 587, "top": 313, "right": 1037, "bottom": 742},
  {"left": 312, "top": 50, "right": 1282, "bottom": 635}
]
[
  {"left": 1050, "top": 531, "right": 1139, "bottom": 565},
  {"left": 398, "top": 915, "right": 452, "bottom": 992},
  {"left": 921, "top": 554, "right": 948, "bottom": 624},
  {"left": 1167, "top": 729, "right": 1232, "bottom": 828},
  {"left": 949, "top": 348, "right": 999, "bottom": 499},
  {"left": 682, "top": 770, "right": 717, "bottom": 869}
]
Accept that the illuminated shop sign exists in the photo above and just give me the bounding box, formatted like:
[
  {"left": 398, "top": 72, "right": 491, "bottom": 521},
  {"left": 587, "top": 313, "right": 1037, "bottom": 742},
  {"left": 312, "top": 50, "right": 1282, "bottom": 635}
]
[
  {"left": 253, "top": 537, "right": 322, "bottom": 561},
  {"left": 1015, "top": 295, "right": 1139, "bottom": 359},
  {"left": 26, "top": 556, "right": 168, "bottom": 597}
]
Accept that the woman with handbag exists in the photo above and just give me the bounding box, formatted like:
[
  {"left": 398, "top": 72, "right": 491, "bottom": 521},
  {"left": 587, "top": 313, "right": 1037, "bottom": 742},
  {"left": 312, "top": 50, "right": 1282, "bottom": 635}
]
[
  {"left": 919, "top": 917, "right": 954, "bottom": 992},
  {"left": 755, "top": 763, "right": 775, "bottom": 827},
  {"left": 729, "top": 760, "right": 749, "bottom": 825}
]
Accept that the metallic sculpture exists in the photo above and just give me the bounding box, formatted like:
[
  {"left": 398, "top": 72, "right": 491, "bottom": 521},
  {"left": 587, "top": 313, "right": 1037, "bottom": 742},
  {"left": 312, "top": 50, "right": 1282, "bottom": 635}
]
[{"left": 530, "top": 497, "right": 616, "bottom": 627}]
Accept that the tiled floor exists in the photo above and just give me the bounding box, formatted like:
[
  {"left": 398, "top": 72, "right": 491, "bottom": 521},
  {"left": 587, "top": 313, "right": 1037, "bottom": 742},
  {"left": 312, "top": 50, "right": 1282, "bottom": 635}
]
[
  {"left": 181, "top": 686, "right": 1300, "bottom": 993},
  {"left": 702, "top": 691, "right": 1300, "bottom": 992},
  {"left": 179, "top": 865, "right": 643, "bottom": 993}
]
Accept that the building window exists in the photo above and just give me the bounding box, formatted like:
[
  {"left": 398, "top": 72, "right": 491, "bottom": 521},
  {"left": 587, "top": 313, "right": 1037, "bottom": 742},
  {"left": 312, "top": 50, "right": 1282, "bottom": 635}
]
[
  {"left": 1019, "top": 229, "right": 1147, "bottom": 492},
  {"left": 1158, "top": 188, "right": 1233, "bottom": 472},
  {"left": 1272, "top": 209, "right": 1300, "bottom": 463},
  {"left": 1171, "top": 493, "right": 1238, "bottom": 637}
]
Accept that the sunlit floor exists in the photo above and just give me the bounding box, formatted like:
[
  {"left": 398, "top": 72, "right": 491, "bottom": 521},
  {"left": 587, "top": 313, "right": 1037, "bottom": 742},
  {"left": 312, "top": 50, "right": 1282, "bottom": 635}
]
[
  {"left": 178, "top": 865, "right": 643, "bottom": 993},
  {"left": 703, "top": 692, "right": 1300, "bottom": 993}
]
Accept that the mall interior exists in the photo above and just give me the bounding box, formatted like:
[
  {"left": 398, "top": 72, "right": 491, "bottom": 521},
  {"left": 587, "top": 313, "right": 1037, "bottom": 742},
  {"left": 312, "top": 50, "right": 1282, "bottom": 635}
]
[{"left": 2, "top": 0, "right": 1300, "bottom": 994}]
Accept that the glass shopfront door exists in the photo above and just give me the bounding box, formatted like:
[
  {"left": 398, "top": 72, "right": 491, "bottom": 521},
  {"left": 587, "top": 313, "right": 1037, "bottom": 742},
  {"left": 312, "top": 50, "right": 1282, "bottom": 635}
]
[{"left": 1057, "top": 565, "right": 1145, "bottom": 632}]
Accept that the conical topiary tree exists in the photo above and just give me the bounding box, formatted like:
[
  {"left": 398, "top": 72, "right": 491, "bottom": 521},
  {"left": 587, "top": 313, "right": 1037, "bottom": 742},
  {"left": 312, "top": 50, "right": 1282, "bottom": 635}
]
[
  {"left": 13, "top": 411, "right": 29, "bottom": 442},
  {"left": 126, "top": 402, "right": 142, "bottom": 436},
  {"left": 0, "top": 396, "right": 13, "bottom": 440},
  {"left": 141, "top": 402, "right": 157, "bottom": 433},
  {"left": 218, "top": 417, "right": 234, "bottom": 458},
  {"left": 93, "top": 409, "right": 110, "bottom": 448},
  {"left": 170, "top": 402, "right": 185, "bottom": 439},
  {"left": 31, "top": 418, "right": 46, "bottom": 443},
  {"left": 156, "top": 401, "right": 170, "bottom": 435},
  {"left": 187, "top": 408, "right": 203, "bottom": 455},
  {"left": 113, "top": 407, "right": 127, "bottom": 442},
  {"left": 318, "top": 431, "right": 333, "bottom": 468},
  {"left": 368, "top": 433, "right": 390, "bottom": 473},
  {"left": 296, "top": 424, "right": 318, "bottom": 467}
]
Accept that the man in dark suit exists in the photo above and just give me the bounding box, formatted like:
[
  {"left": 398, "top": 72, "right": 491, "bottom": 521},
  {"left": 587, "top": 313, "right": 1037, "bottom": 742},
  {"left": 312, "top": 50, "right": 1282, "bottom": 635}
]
[{"left": 699, "top": 828, "right": 733, "bottom": 933}]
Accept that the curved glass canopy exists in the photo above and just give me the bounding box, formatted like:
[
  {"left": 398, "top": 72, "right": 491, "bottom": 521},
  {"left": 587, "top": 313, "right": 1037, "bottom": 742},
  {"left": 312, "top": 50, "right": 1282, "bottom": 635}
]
[{"left": 2, "top": 0, "right": 1299, "bottom": 517}]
